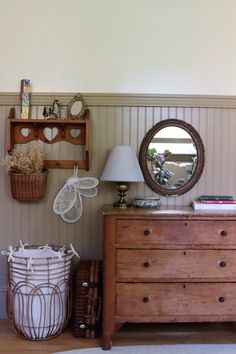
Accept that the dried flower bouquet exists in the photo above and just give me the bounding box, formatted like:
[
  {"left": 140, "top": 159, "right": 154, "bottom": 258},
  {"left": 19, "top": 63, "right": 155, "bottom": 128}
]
[
  {"left": 2, "top": 144, "right": 48, "bottom": 201},
  {"left": 2, "top": 144, "right": 45, "bottom": 174}
]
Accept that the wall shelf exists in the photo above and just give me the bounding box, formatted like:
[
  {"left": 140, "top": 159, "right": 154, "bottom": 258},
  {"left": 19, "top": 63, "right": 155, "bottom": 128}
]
[{"left": 6, "top": 107, "right": 90, "bottom": 170}]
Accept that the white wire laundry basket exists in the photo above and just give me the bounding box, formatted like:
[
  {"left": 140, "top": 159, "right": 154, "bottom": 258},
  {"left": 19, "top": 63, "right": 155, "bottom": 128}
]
[{"left": 3, "top": 243, "right": 79, "bottom": 340}]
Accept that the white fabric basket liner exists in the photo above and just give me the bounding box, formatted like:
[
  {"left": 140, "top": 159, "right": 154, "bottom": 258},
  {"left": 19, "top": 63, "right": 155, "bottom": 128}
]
[
  {"left": 14, "top": 248, "right": 60, "bottom": 258},
  {"left": 9, "top": 247, "right": 74, "bottom": 282},
  {"left": 10, "top": 256, "right": 72, "bottom": 278},
  {"left": 9, "top": 265, "right": 71, "bottom": 282}
]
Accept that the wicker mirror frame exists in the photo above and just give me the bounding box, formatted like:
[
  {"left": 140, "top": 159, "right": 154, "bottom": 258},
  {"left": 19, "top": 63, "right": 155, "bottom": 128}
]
[
  {"left": 139, "top": 119, "right": 205, "bottom": 196},
  {"left": 67, "top": 93, "right": 86, "bottom": 119}
]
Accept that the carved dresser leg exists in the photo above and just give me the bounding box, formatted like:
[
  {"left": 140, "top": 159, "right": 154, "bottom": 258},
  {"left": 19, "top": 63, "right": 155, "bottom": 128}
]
[{"left": 102, "top": 334, "right": 112, "bottom": 350}]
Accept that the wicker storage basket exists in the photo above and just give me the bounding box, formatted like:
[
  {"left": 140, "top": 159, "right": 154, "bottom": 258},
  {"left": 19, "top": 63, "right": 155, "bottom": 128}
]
[
  {"left": 73, "top": 260, "right": 102, "bottom": 338},
  {"left": 6, "top": 244, "right": 74, "bottom": 340},
  {"left": 10, "top": 169, "right": 48, "bottom": 201}
]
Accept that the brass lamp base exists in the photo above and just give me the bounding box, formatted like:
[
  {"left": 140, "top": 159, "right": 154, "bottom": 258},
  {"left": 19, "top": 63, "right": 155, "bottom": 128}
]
[{"left": 113, "top": 182, "right": 131, "bottom": 208}]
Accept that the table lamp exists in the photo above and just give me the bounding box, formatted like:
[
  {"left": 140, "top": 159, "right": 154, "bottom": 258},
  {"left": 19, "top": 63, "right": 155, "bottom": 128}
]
[{"left": 100, "top": 145, "right": 144, "bottom": 208}]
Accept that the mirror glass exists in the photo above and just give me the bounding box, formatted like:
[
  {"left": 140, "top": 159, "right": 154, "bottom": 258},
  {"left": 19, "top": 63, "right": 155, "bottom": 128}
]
[
  {"left": 139, "top": 119, "right": 205, "bottom": 196},
  {"left": 70, "top": 100, "right": 83, "bottom": 116},
  {"left": 67, "top": 93, "right": 86, "bottom": 119}
]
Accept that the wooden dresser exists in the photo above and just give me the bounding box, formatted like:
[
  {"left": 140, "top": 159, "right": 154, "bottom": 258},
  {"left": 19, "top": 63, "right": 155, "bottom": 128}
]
[{"left": 102, "top": 205, "right": 236, "bottom": 350}]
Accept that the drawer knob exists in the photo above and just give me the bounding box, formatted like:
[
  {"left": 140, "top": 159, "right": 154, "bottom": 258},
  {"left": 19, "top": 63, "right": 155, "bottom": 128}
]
[
  {"left": 144, "top": 230, "right": 150, "bottom": 236},
  {"left": 218, "top": 296, "right": 225, "bottom": 303},
  {"left": 220, "top": 261, "right": 226, "bottom": 268},
  {"left": 143, "top": 296, "right": 149, "bottom": 303},
  {"left": 221, "top": 230, "right": 228, "bottom": 237},
  {"left": 143, "top": 261, "right": 150, "bottom": 268}
]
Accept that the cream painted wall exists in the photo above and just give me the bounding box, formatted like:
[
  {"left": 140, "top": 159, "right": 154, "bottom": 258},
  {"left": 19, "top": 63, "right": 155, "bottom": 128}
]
[{"left": 1, "top": 0, "right": 236, "bottom": 94}]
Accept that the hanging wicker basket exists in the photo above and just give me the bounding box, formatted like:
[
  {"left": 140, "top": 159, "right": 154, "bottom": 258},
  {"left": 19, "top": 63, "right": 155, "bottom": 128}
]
[{"left": 9, "top": 169, "right": 48, "bottom": 201}]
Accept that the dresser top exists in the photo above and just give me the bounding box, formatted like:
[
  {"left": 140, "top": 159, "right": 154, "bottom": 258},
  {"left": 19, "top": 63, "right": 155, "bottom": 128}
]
[{"left": 102, "top": 205, "right": 236, "bottom": 219}]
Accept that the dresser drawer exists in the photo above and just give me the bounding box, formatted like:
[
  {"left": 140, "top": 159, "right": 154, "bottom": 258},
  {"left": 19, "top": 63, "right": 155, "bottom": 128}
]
[
  {"left": 116, "top": 249, "right": 236, "bottom": 280},
  {"left": 117, "top": 219, "right": 236, "bottom": 245},
  {"left": 116, "top": 283, "right": 236, "bottom": 317}
]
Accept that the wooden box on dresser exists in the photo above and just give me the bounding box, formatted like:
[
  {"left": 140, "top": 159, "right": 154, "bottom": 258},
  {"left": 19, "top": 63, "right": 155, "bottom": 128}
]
[{"left": 102, "top": 205, "right": 236, "bottom": 350}]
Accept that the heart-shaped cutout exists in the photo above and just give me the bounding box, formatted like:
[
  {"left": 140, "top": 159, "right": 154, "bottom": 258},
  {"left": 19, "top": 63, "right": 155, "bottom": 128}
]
[
  {"left": 43, "top": 127, "right": 58, "bottom": 141},
  {"left": 70, "top": 129, "right": 81, "bottom": 138},
  {"left": 20, "top": 128, "right": 31, "bottom": 137}
]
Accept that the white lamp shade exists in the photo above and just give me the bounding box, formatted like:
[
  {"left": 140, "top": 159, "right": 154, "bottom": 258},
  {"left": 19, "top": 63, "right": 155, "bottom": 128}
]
[{"left": 100, "top": 145, "right": 144, "bottom": 182}]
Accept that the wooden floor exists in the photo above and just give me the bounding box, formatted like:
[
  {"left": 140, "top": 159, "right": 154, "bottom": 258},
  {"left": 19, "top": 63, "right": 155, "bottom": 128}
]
[{"left": 1, "top": 320, "right": 236, "bottom": 354}]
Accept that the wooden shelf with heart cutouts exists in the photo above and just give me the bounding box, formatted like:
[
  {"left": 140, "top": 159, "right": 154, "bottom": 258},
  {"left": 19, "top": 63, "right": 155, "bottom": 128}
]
[{"left": 6, "top": 107, "right": 90, "bottom": 170}]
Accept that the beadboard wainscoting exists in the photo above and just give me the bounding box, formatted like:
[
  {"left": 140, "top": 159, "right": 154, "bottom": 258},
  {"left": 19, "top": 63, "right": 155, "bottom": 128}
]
[
  {"left": 1, "top": 93, "right": 236, "bottom": 318},
  {"left": 0, "top": 286, "right": 7, "bottom": 319}
]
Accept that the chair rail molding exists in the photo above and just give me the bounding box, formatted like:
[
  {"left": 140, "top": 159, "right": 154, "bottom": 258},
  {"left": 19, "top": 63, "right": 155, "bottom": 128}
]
[{"left": 1, "top": 92, "right": 236, "bottom": 108}]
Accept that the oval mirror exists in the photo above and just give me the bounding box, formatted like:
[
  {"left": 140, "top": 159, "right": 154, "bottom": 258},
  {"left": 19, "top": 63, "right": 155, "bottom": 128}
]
[
  {"left": 67, "top": 93, "right": 86, "bottom": 119},
  {"left": 139, "top": 119, "right": 205, "bottom": 196}
]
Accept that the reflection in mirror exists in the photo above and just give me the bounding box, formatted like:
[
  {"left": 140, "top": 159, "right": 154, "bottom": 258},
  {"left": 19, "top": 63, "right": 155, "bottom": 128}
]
[
  {"left": 148, "top": 126, "right": 197, "bottom": 189},
  {"left": 139, "top": 119, "right": 205, "bottom": 196}
]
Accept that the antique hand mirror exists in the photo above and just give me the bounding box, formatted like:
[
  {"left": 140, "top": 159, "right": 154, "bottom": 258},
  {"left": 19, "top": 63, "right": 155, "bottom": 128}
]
[{"left": 67, "top": 93, "right": 86, "bottom": 119}]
